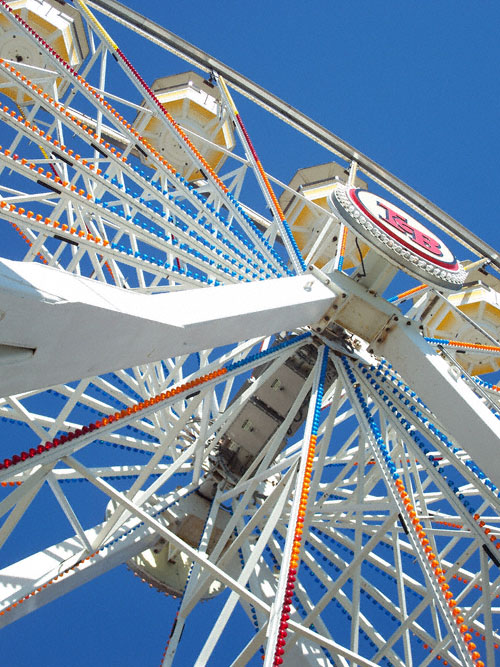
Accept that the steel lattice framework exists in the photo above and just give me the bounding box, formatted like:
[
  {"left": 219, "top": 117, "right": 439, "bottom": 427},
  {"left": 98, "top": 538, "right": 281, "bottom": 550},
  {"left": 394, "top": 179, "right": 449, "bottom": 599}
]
[{"left": 0, "top": 2, "right": 499, "bottom": 666}]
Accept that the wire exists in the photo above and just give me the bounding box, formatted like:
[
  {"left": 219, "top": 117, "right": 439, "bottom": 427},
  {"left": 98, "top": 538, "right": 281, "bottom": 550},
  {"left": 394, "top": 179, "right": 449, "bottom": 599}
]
[{"left": 355, "top": 237, "right": 366, "bottom": 277}]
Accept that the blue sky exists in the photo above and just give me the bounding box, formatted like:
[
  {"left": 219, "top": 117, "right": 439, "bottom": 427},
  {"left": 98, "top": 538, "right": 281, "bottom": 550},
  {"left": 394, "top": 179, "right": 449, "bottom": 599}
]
[
  {"left": 119, "top": 0, "right": 500, "bottom": 250},
  {"left": 2, "top": 2, "right": 500, "bottom": 666}
]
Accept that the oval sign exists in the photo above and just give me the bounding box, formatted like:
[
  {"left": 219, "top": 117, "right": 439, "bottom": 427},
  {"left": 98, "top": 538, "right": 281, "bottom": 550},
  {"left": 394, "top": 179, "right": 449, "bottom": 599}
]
[{"left": 329, "top": 184, "right": 466, "bottom": 289}]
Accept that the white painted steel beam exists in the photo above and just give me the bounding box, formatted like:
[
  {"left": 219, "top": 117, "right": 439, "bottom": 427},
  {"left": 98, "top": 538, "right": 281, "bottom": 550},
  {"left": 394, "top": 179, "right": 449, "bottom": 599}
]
[
  {"left": 373, "top": 323, "right": 500, "bottom": 488},
  {"left": 0, "top": 259, "right": 333, "bottom": 395},
  {"left": 0, "top": 516, "right": 158, "bottom": 627},
  {"left": 0, "top": 485, "right": 196, "bottom": 626},
  {"left": 60, "top": 455, "right": 380, "bottom": 667},
  {"left": 3, "top": 252, "right": 498, "bottom": 512},
  {"left": 311, "top": 267, "right": 500, "bottom": 489}
]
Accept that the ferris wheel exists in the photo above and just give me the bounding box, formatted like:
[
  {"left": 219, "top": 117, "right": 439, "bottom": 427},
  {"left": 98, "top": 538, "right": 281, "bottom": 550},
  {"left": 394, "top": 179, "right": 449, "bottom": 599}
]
[{"left": 0, "top": 1, "right": 500, "bottom": 666}]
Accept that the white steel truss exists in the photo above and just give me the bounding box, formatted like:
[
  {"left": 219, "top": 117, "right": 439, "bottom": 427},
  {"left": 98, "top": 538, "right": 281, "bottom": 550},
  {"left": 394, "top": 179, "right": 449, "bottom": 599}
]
[{"left": 0, "top": 2, "right": 499, "bottom": 666}]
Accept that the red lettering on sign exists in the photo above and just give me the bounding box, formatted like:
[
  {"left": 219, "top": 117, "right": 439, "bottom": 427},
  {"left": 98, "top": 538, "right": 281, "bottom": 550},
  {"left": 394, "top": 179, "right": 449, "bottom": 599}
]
[
  {"left": 377, "top": 202, "right": 443, "bottom": 257},
  {"left": 411, "top": 229, "right": 443, "bottom": 255}
]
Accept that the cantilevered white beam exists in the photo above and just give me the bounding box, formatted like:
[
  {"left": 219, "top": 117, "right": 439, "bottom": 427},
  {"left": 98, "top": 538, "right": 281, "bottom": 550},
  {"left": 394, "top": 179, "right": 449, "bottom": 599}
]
[
  {"left": 373, "top": 322, "right": 500, "bottom": 488},
  {"left": 3, "top": 256, "right": 498, "bottom": 490},
  {"left": 0, "top": 259, "right": 334, "bottom": 395}
]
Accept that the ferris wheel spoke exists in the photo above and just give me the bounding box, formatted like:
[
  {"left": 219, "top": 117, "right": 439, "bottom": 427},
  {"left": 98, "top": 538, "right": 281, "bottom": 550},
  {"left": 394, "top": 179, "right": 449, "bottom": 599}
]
[
  {"left": 0, "top": 471, "right": 47, "bottom": 551},
  {"left": 261, "top": 345, "right": 328, "bottom": 665},
  {"left": 0, "top": 496, "right": 170, "bottom": 628},
  {"left": 339, "top": 357, "right": 481, "bottom": 666},
  {"left": 244, "top": 546, "right": 345, "bottom": 667},
  {"left": 194, "top": 468, "right": 297, "bottom": 667},
  {"left": 357, "top": 364, "right": 500, "bottom": 544},
  {"left": 215, "top": 74, "right": 306, "bottom": 275},
  {"left": 0, "top": 52, "right": 288, "bottom": 285},
  {"left": 68, "top": 3, "right": 292, "bottom": 274},
  {"left": 360, "top": 394, "right": 496, "bottom": 552},
  {"left": 0, "top": 370, "right": 203, "bottom": 484}
]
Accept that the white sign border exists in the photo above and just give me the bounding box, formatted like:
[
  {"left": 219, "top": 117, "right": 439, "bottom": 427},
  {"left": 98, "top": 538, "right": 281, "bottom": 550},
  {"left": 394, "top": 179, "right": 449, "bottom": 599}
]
[{"left": 330, "top": 184, "right": 466, "bottom": 289}]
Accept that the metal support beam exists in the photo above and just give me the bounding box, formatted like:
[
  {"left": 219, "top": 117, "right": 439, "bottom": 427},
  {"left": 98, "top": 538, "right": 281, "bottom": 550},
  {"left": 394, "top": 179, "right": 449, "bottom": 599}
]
[
  {"left": 311, "top": 267, "right": 500, "bottom": 488},
  {"left": 0, "top": 258, "right": 333, "bottom": 395},
  {"left": 0, "top": 517, "right": 158, "bottom": 627},
  {"left": 373, "top": 323, "right": 500, "bottom": 487},
  {"left": 60, "top": 455, "right": 380, "bottom": 667}
]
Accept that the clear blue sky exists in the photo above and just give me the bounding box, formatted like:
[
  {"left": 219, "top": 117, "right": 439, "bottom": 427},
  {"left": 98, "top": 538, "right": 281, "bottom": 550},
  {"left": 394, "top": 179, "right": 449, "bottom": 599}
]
[
  {"left": 116, "top": 0, "right": 500, "bottom": 252},
  {"left": 2, "top": 2, "right": 500, "bottom": 666}
]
